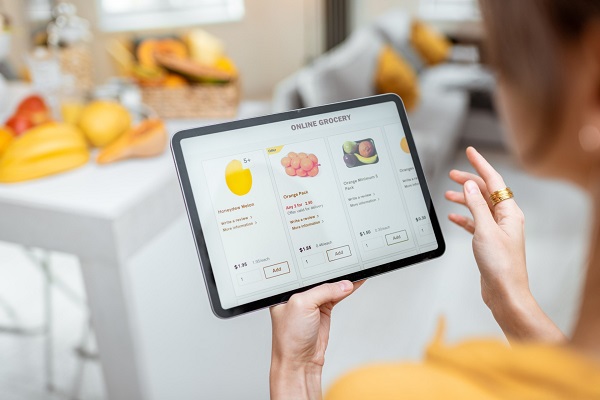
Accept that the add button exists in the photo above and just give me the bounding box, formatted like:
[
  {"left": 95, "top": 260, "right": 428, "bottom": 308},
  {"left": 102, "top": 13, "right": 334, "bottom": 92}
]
[
  {"left": 386, "top": 230, "right": 408, "bottom": 245},
  {"left": 263, "top": 261, "right": 291, "bottom": 279},
  {"left": 326, "top": 245, "right": 352, "bottom": 262}
]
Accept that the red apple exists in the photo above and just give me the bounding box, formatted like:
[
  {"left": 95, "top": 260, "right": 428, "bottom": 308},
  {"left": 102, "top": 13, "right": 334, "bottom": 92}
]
[
  {"left": 6, "top": 114, "right": 34, "bottom": 136},
  {"left": 16, "top": 95, "right": 51, "bottom": 126},
  {"left": 17, "top": 95, "right": 47, "bottom": 112}
]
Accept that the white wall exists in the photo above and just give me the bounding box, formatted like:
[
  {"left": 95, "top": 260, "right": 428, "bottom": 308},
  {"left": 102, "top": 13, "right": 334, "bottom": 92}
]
[
  {"left": 350, "top": 0, "right": 483, "bottom": 38},
  {"left": 351, "top": 0, "right": 419, "bottom": 31}
]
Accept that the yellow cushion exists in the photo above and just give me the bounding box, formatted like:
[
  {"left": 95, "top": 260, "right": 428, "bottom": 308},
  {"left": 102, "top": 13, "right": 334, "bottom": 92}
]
[
  {"left": 375, "top": 45, "right": 420, "bottom": 111},
  {"left": 410, "top": 20, "right": 451, "bottom": 65}
]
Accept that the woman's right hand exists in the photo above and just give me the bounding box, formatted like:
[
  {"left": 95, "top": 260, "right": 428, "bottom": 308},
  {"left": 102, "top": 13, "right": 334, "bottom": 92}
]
[
  {"left": 270, "top": 280, "right": 363, "bottom": 400},
  {"left": 445, "top": 147, "right": 565, "bottom": 343}
]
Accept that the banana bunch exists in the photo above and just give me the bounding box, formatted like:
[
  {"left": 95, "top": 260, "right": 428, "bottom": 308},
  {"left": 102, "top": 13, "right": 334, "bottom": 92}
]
[{"left": 0, "top": 123, "right": 90, "bottom": 183}]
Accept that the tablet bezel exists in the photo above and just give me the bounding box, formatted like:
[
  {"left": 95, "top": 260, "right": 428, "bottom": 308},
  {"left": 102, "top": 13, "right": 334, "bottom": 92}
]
[{"left": 171, "top": 94, "right": 445, "bottom": 318}]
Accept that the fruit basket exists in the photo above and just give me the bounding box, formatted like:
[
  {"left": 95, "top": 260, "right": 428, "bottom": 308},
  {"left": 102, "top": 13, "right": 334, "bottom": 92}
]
[
  {"left": 140, "top": 80, "right": 240, "bottom": 119},
  {"left": 111, "top": 30, "right": 242, "bottom": 119}
]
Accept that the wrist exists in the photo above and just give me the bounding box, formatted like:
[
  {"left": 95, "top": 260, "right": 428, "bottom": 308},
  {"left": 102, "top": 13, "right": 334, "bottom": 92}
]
[
  {"left": 486, "top": 283, "right": 534, "bottom": 318},
  {"left": 270, "top": 357, "right": 323, "bottom": 400},
  {"left": 489, "top": 288, "right": 536, "bottom": 327},
  {"left": 489, "top": 289, "right": 566, "bottom": 343}
]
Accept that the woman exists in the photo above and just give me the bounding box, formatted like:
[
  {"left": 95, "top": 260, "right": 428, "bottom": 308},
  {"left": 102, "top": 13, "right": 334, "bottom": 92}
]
[{"left": 270, "top": 1, "right": 600, "bottom": 399}]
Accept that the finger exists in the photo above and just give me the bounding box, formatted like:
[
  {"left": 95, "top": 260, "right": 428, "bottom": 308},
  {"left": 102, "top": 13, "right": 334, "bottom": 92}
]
[
  {"left": 449, "top": 169, "right": 488, "bottom": 193},
  {"left": 445, "top": 190, "right": 466, "bottom": 206},
  {"left": 449, "top": 169, "right": 492, "bottom": 208},
  {"left": 466, "top": 147, "right": 519, "bottom": 216},
  {"left": 448, "top": 213, "right": 475, "bottom": 234},
  {"left": 294, "top": 281, "right": 355, "bottom": 308},
  {"left": 332, "top": 279, "right": 366, "bottom": 306},
  {"left": 270, "top": 303, "right": 284, "bottom": 317},
  {"left": 465, "top": 147, "right": 506, "bottom": 189},
  {"left": 465, "top": 147, "right": 509, "bottom": 192},
  {"left": 463, "top": 180, "right": 496, "bottom": 231},
  {"left": 446, "top": 190, "right": 491, "bottom": 214},
  {"left": 353, "top": 279, "right": 366, "bottom": 291}
]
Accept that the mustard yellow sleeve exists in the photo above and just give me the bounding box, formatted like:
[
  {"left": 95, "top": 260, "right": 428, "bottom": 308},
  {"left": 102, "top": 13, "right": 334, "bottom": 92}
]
[
  {"left": 325, "top": 363, "right": 495, "bottom": 400},
  {"left": 325, "top": 338, "right": 600, "bottom": 400}
]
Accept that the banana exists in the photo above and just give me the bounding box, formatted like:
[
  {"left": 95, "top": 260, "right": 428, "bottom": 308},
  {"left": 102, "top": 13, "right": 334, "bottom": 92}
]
[
  {"left": 355, "top": 153, "right": 378, "bottom": 164},
  {"left": 0, "top": 123, "right": 90, "bottom": 183},
  {"left": 0, "top": 152, "right": 89, "bottom": 183}
]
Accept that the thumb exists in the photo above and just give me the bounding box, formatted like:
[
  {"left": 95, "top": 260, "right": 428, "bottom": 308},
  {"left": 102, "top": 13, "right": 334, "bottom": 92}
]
[
  {"left": 463, "top": 180, "right": 495, "bottom": 230},
  {"left": 299, "top": 281, "right": 355, "bottom": 307}
]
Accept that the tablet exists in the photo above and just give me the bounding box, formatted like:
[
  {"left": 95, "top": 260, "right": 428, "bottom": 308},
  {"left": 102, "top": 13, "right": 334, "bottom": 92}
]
[{"left": 172, "top": 94, "right": 445, "bottom": 318}]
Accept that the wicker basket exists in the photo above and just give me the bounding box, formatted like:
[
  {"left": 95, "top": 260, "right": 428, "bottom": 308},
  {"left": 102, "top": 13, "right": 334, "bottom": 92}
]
[{"left": 141, "top": 81, "right": 241, "bottom": 119}]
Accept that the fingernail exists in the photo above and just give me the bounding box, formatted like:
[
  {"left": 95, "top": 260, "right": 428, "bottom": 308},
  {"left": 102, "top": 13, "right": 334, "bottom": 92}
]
[
  {"left": 339, "top": 281, "right": 353, "bottom": 292},
  {"left": 465, "top": 181, "right": 479, "bottom": 194}
]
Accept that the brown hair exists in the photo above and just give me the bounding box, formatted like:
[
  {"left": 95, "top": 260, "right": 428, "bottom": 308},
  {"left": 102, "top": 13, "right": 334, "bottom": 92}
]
[{"left": 479, "top": 0, "right": 600, "bottom": 155}]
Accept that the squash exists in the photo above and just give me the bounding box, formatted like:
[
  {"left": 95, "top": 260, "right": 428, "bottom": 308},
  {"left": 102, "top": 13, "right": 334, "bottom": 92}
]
[
  {"left": 156, "top": 39, "right": 188, "bottom": 59},
  {"left": 96, "top": 118, "right": 167, "bottom": 164},
  {"left": 136, "top": 38, "right": 188, "bottom": 68},
  {"left": 136, "top": 39, "right": 159, "bottom": 68},
  {"left": 155, "top": 53, "right": 234, "bottom": 83}
]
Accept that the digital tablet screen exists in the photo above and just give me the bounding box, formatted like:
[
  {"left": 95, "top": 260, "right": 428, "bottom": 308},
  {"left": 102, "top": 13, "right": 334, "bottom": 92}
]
[{"left": 176, "top": 97, "right": 441, "bottom": 312}]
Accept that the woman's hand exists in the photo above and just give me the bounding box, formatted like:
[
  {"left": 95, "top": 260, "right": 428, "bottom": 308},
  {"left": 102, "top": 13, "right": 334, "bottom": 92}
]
[
  {"left": 446, "top": 147, "right": 565, "bottom": 343},
  {"left": 270, "top": 280, "right": 363, "bottom": 400}
]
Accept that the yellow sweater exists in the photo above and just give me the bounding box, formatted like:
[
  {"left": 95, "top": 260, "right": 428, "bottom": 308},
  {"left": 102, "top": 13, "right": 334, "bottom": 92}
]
[{"left": 326, "top": 323, "right": 600, "bottom": 400}]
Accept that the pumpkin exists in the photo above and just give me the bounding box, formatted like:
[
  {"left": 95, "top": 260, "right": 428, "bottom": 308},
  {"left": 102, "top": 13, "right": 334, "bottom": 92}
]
[
  {"left": 136, "top": 38, "right": 188, "bottom": 68},
  {"left": 96, "top": 118, "right": 167, "bottom": 164}
]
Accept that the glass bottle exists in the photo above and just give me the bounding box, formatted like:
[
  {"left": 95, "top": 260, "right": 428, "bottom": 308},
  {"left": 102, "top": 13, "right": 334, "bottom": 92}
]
[{"left": 47, "top": 2, "right": 93, "bottom": 91}]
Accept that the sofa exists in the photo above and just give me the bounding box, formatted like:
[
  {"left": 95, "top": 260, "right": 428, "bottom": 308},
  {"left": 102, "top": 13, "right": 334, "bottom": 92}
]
[{"left": 273, "top": 9, "right": 494, "bottom": 185}]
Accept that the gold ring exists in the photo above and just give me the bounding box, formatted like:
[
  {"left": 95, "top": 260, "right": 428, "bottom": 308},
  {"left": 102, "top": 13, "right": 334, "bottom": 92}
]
[{"left": 490, "top": 187, "right": 514, "bottom": 206}]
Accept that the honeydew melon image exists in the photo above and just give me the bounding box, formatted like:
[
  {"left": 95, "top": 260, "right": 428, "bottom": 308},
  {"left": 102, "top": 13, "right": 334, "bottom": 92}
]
[{"left": 225, "top": 159, "right": 252, "bottom": 196}]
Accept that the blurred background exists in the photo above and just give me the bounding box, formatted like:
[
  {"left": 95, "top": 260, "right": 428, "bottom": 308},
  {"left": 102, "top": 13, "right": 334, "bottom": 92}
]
[{"left": 0, "top": 0, "right": 590, "bottom": 399}]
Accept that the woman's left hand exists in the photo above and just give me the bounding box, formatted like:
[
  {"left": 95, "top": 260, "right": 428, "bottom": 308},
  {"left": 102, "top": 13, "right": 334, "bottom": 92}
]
[
  {"left": 270, "top": 280, "right": 364, "bottom": 400},
  {"left": 445, "top": 147, "right": 565, "bottom": 343}
]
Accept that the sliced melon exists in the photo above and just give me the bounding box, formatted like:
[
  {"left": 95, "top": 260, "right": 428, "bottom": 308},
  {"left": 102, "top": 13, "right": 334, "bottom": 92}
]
[{"left": 154, "top": 53, "right": 234, "bottom": 84}]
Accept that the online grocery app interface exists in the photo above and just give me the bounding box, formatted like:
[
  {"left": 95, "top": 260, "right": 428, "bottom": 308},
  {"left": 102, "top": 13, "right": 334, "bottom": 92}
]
[{"left": 181, "top": 101, "right": 438, "bottom": 309}]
